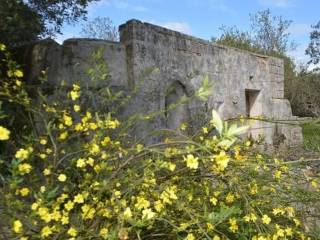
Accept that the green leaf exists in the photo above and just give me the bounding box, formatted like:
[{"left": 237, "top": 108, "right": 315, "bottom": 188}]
[
  {"left": 46, "top": 186, "right": 59, "bottom": 200},
  {"left": 226, "top": 124, "right": 249, "bottom": 137},
  {"left": 208, "top": 205, "right": 240, "bottom": 225},
  {"left": 217, "top": 138, "right": 236, "bottom": 149},
  {"left": 211, "top": 109, "right": 223, "bottom": 134},
  {"left": 196, "top": 75, "right": 214, "bottom": 101}
]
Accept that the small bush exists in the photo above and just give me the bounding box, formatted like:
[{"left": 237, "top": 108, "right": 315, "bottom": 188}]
[{"left": 0, "top": 44, "right": 319, "bottom": 240}]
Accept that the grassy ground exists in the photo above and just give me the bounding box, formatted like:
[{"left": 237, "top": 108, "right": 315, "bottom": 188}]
[{"left": 302, "top": 122, "right": 320, "bottom": 152}]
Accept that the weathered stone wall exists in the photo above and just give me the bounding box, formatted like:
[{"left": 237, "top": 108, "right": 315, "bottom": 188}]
[
  {"left": 25, "top": 19, "right": 303, "bottom": 146},
  {"left": 26, "top": 38, "right": 127, "bottom": 88},
  {"left": 119, "top": 20, "right": 302, "bottom": 146}
]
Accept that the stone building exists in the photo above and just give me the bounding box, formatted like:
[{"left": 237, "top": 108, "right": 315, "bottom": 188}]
[{"left": 26, "top": 19, "right": 303, "bottom": 147}]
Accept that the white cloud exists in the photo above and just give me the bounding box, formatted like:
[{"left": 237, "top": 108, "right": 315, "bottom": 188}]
[
  {"left": 258, "top": 0, "right": 295, "bottom": 8},
  {"left": 90, "top": 0, "right": 148, "bottom": 12},
  {"left": 162, "top": 22, "right": 192, "bottom": 35},
  {"left": 54, "top": 32, "right": 78, "bottom": 44},
  {"left": 287, "top": 23, "right": 312, "bottom": 36},
  {"left": 144, "top": 19, "right": 192, "bottom": 35}
]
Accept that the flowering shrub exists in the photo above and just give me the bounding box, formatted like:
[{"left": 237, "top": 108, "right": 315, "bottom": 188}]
[{"left": 0, "top": 44, "right": 320, "bottom": 239}]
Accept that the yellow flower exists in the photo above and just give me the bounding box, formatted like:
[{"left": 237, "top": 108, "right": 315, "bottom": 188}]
[
  {"left": 8, "top": 69, "right": 23, "bottom": 78},
  {"left": 167, "top": 162, "right": 176, "bottom": 171},
  {"left": 59, "top": 131, "right": 68, "bottom": 140},
  {"left": 37, "top": 207, "right": 51, "bottom": 223},
  {"left": 114, "top": 190, "right": 121, "bottom": 198},
  {"left": 41, "top": 226, "right": 53, "bottom": 238},
  {"left": 243, "top": 213, "right": 257, "bottom": 222},
  {"left": 101, "top": 136, "right": 111, "bottom": 146},
  {"left": 274, "top": 170, "right": 282, "bottom": 179},
  {"left": 311, "top": 180, "right": 318, "bottom": 188},
  {"left": 76, "top": 158, "right": 86, "bottom": 168},
  {"left": 74, "top": 193, "right": 85, "bottom": 203},
  {"left": 213, "top": 236, "right": 221, "bottom": 240},
  {"left": 58, "top": 174, "right": 67, "bottom": 182},
  {"left": 13, "top": 220, "right": 23, "bottom": 233},
  {"left": 89, "top": 143, "right": 100, "bottom": 155},
  {"left": 70, "top": 90, "right": 80, "bottom": 100},
  {"left": 15, "top": 148, "right": 30, "bottom": 160},
  {"left": 229, "top": 217, "right": 238, "bottom": 233},
  {"left": 15, "top": 80, "right": 22, "bottom": 86},
  {"left": 20, "top": 188, "right": 30, "bottom": 196},
  {"left": 272, "top": 208, "right": 285, "bottom": 216},
  {"left": 293, "top": 218, "right": 300, "bottom": 226},
  {"left": 285, "top": 206, "right": 295, "bottom": 218},
  {"left": 72, "top": 83, "right": 80, "bottom": 91},
  {"left": 214, "top": 151, "right": 230, "bottom": 171},
  {"left": 43, "top": 168, "right": 51, "bottom": 176},
  {"left": 89, "top": 122, "right": 98, "bottom": 130},
  {"left": 105, "top": 119, "right": 120, "bottom": 129},
  {"left": 75, "top": 123, "right": 83, "bottom": 131},
  {"left": 18, "top": 163, "right": 32, "bottom": 175},
  {"left": 285, "top": 227, "right": 293, "bottom": 236},
  {"left": 262, "top": 214, "right": 271, "bottom": 225},
  {"left": 64, "top": 200, "right": 74, "bottom": 211},
  {"left": 154, "top": 200, "right": 164, "bottom": 212},
  {"left": 61, "top": 215, "right": 69, "bottom": 225},
  {"left": 142, "top": 208, "right": 156, "bottom": 220},
  {"left": 123, "top": 207, "right": 132, "bottom": 220},
  {"left": 46, "top": 148, "right": 52, "bottom": 154},
  {"left": 225, "top": 193, "right": 235, "bottom": 203},
  {"left": 250, "top": 183, "right": 258, "bottom": 195},
  {"left": 184, "top": 154, "right": 199, "bottom": 169},
  {"left": 81, "top": 204, "right": 95, "bottom": 219},
  {"left": 202, "top": 127, "right": 208, "bottom": 134},
  {"left": 100, "top": 228, "right": 109, "bottom": 238},
  {"left": 40, "top": 186, "right": 46, "bottom": 193},
  {"left": 67, "top": 227, "right": 77, "bottom": 237},
  {"left": 86, "top": 157, "right": 94, "bottom": 167},
  {"left": 0, "top": 43, "right": 6, "bottom": 51},
  {"left": 63, "top": 113, "right": 73, "bottom": 127},
  {"left": 135, "top": 196, "right": 150, "bottom": 210},
  {"left": 15, "top": 70, "right": 24, "bottom": 78},
  {"left": 180, "top": 123, "right": 187, "bottom": 130},
  {"left": 73, "top": 104, "right": 80, "bottom": 112},
  {"left": 275, "top": 225, "right": 285, "bottom": 237},
  {"left": 185, "top": 233, "right": 195, "bottom": 240},
  {"left": 160, "top": 186, "right": 178, "bottom": 204},
  {"left": 210, "top": 196, "right": 218, "bottom": 206},
  {"left": 51, "top": 210, "right": 61, "bottom": 221},
  {"left": 40, "top": 138, "right": 47, "bottom": 145},
  {"left": 31, "top": 202, "right": 39, "bottom": 210},
  {"left": 0, "top": 126, "right": 10, "bottom": 140}
]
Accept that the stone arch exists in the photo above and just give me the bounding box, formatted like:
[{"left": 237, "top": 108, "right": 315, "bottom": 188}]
[{"left": 165, "top": 81, "right": 190, "bottom": 131}]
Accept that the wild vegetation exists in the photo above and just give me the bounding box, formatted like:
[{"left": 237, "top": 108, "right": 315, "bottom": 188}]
[
  {"left": 0, "top": 0, "right": 98, "bottom": 49},
  {"left": 0, "top": 44, "right": 320, "bottom": 239},
  {"left": 1, "top": 2, "right": 320, "bottom": 239}
]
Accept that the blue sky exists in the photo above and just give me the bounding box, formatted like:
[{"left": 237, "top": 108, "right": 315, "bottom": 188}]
[{"left": 57, "top": 0, "right": 320, "bottom": 64}]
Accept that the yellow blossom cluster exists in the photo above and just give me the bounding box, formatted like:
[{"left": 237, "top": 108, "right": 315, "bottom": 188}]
[{"left": 1, "top": 45, "right": 319, "bottom": 239}]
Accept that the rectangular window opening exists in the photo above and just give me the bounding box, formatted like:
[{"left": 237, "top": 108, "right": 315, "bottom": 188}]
[{"left": 245, "top": 89, "right": 260, "bottom": 118}]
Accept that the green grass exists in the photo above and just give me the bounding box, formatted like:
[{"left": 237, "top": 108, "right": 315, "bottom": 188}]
[{"left": 302, "top": 122, "right": 320, "bottom": 152}]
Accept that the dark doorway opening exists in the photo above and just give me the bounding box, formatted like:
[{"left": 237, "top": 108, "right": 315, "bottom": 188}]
[{"left": 245, "top": 89, "right": 260, "bottom": 118}]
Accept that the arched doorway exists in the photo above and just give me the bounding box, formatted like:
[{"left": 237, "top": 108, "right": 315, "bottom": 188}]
[{"left": 165, "top": 81, "right": 190, "bottom": 131}]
